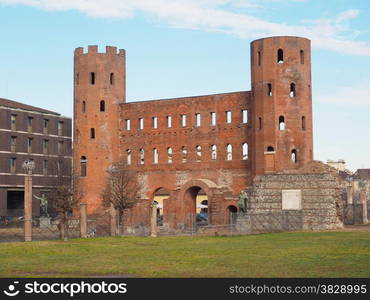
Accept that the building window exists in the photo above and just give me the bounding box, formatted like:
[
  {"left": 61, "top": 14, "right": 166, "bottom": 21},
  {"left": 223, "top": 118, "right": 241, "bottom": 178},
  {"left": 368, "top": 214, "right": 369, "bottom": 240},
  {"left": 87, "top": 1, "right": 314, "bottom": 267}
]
[
  {"left": 90, "top": 72, "right": 95, "bottom": 85},
  {"left": 58, "top": 141, "right": 64, "bottom": 155},
  {"left": 10, "top": 114, "right": 16, "bottom": 130},
  {"left": 10, "top": 158, "right": 16, "bottom": 173},
  {"left": 110, "top": 73, "right": 114, "bottom": 85},
  {"left": 267, "top": 146, "right": 275, "bottom": 152},
  {"left": 300, "top": 50, "right": 304, "bottom": 64},
  {"left": 58, "top": 121, "right": 63, "bottom": 136},
  {"left": 242, "top": 143, "right": 248, "bottom": 160},
  {"left": 90, "top": 128, "right": 95, "bottom": 139},
  {"left": 181, "top": 147, "right": 187, "bottom": 163},
  {"left": 153, "top": 117, "right": 158, "bottom": 129},
  {"left": 27, "top": 138, "right": 33, "bottom": 153},
  {"left": 302, "top": 116, "right": 306, "bottom": 130},
  {"left": 126, "top": 119, "right": 131, "bottom": 131},
  {"left": 195, "top": 113, "right": 201, "bottom": 127},
  {"left": 226, "top": 144, "right": 233, "bottom": 161},
  {"left": 257, "top": 51, "right": 261, "bottom": 66},
  {"left": 139, "top": 118, "right": 144, "bottom": 130},
  {"left": 210, "top": 112, "right": 216, "bottom": 126},
  {"left": 279, "top": 116, "right": 285, "bottom": 131},
  {"left": 167, "top": 116, "right": 172, "bottom": 128},
  {"left": 10, "top": 136, "right": 17, "bottom": 152},
  {"left": 100, "top": 100, "right": 105, "bottom": 112},
  {"left": 167, "top": 147, "right": 173, "bottom": 163},
  {"left": 80, "top": 156, "right": 87, "bottom": 177},
  {"left": 140, "top": 149, "right": 145, "bottom": 165},
  {"left": 277, "top": 48, "right": 284, "bottom": 64},
  {"left": 268, "top": 83, "right": 272, "bottom": 97},
  {"left": 196, "top": 145, "right": 202, "bottom": 162},
  {"left": 82, "top": 101, "right": 86, "bottom": 113},
  {"left": 211, "top": 145, "right": 217, "bottom": 160},
  {"left": 153, "top": 148, "right": 159, "bottom": 164},
  {"left": 291, "top": 149, "right": 297, "bottom": 163},
  {"left": 226, "top": 111, "right": 232, "bottom": 124},
  {"left": 42, "top": 139, "right": 49, "bottom": 154},
  {"left": 27, "top": 117, "right": 33, "bottom": 132},
  {"left": 242, "top": 110, "right": 248, "bottom": 124},
  {"left": 43, "top": 119, "right": 49, "bottom": 134},
  {"left": 290, "top": 83, "right": 296, "bottom": 98},
  {"left": 181, "top": 114, "right": 187, "bottom": 127},
  {"left": 127, "top": 150, "right": 132, "bottom": 165},
  {"left": 259, "top": 117, "right": 262, "bottom": 130},
  {"left": 42, "top": 160, "right": 48, "bottom": 175},
  {"left": 76, "top": 73, "right": 79, "bottom": 85}
]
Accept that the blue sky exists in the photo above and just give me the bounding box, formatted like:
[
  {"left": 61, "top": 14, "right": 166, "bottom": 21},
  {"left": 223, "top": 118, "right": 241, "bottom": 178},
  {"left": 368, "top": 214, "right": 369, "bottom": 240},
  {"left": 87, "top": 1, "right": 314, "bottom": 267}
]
[{"left": 0, "top": 0, "right": 369, "bottom": 171}]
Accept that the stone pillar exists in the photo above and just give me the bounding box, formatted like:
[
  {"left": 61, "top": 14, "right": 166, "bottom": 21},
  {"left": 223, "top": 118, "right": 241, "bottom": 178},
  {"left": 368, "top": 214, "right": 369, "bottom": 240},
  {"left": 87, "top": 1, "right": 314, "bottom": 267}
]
[
  {"left": 24, "top": 175, "right": 32, "bottom": 242},
  {"left": 110, "top": 204, "right": 118, "bottom": 236},
  {"left": 347, "top": 185, "right": 353, "bottom": 204},
  {"left": 360, "top": 189, "right": 368, "bottom": 224},
  {"left": 80, "top": 203, "right": 87, "bottom": 238},
  {"left": 345, "top": 184, "right": 354, "bottom": 224},
  {"left": 150, "top": 201, "right": 157, "bottom": 237}
]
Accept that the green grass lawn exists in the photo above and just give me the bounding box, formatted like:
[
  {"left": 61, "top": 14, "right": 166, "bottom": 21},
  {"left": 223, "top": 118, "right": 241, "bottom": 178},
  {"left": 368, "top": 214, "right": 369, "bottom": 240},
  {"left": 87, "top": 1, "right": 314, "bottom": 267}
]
[{"left": 0, "top": 230, "right": 369, "bottom": 278}]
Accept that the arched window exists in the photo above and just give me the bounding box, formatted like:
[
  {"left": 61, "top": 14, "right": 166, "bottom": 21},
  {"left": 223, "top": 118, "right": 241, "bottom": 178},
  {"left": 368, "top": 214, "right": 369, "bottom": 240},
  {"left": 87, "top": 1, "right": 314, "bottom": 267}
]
[
  {"left": 181, "top": 147, "right": 187, "bottom": 163},
  {"left": 127, "top": 149, "right": 131, "bottom": 165},
  {"left": 211, "top": 145, "right": 217, "bottom": 160},
  {"left": 110, "top": 73, "right": 114, "bottom": 85},
  {"left": 279, "top": 116, "right": 285, "bottom": 131},
  {"left": 302, "top": 116, "right": 306, "bottom": 130},
  {"left": 90, "top": 72, "right": 95, "bottom": 85},
  {"left": 226, "top": 144, "right": 232, "bottom": 161},
  {"left": 290, "top": 83, "right": 296, "bottom": 98},
  {"left": 300, "top": 50, "right": 304, "bottom": 64},
  {"left": 242, "top": 143, "right": 248, "bottom": 160},
  {"left": 80, "top": 156, "right": 87, "bottom": 177},
  {"left": 268, "top": 83, "right": 272, "bottom": 97},
  {"left": 291, "top": 149, "right": 297, "bottom": 163},
  {"left": 167, "top": 147, "right": 173, "bottom": 163},
  {"left": 82, "top": 101, "right": 86, "bottom": 113},
  {"left": 277, "top": 49, "right": 284, "bottom": 64},
  {"left": 267, "top": 146, "right": 275, "bottom": 152},
  {"left": 100, "top": 100, "right": 105, "bottom": 112},
  {"left": 139, "top": 149, "right": 145, "bottom": 165},
  {"left": 90, "top": 128, "right": 95, "bottom": 139},
  {"left": 153, "top": 148, "right": 159, "bottom": 164},
  {"left": 196, "top": 145, "right": 202, "bottom": 162}
]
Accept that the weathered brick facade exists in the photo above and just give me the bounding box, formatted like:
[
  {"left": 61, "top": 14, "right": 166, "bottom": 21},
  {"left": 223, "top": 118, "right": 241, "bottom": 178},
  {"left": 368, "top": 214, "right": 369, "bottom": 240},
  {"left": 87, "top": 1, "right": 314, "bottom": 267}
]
[{"left": 74, "top": 36, "right": 316, "bottom": 228}]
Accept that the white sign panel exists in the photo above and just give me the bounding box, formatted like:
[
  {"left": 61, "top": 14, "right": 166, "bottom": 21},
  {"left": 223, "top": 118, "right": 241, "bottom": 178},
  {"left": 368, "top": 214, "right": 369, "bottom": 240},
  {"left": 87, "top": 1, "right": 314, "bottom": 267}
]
[{"left": 282, "top": 189, "right": 302, "bottom": 210}]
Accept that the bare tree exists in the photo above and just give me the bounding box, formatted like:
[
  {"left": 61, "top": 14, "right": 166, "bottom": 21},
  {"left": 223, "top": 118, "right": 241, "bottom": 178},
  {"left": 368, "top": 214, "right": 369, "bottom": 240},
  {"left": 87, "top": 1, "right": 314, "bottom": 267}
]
[
  {"left": 101, "top": 162, "right": 141, "bottom": 233},
  {"left": 48, "top": 160, "right": 84, "bottom": 240}
]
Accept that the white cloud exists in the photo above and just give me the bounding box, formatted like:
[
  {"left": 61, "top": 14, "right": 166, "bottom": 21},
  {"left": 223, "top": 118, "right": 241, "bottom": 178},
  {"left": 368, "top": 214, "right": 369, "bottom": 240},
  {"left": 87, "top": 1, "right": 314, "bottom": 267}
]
[
  {"left": 318, "top": 83, "right": 370, "bottom": 107},
  {"left": 1, "top": 0, "right": 370, "bottom": 55}
]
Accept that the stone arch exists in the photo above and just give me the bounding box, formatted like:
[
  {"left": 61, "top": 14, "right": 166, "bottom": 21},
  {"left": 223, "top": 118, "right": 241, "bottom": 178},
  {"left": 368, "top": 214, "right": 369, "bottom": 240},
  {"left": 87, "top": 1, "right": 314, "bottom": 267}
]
[{"left": 150, "top": 187, "right": 171, "bottom": 226}]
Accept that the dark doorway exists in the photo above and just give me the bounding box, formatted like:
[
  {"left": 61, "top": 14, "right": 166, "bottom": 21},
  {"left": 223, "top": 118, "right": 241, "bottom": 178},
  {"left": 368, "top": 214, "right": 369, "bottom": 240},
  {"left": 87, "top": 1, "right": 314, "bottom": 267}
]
[
  {"left": 7, "top": 191, "right": 24, "bottom": 216},
  {"left": 227, "top": 205, "right": 238, "bottom": 224}
]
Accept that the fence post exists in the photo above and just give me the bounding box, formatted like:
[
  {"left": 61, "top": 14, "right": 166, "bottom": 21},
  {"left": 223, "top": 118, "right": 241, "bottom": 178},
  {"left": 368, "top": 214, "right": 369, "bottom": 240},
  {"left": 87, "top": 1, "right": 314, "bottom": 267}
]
[
  {"left": 150, "top": 201, "right": 157, "bottom": 237},
  {"left": 110, "top": 204, "right": 118, "bottom": 236},
  {"left": 80, "top": 203, "right": 87, "bottom": 238},
  {"left": 24, "top": 174, "right": 33, "bottom": 242}
]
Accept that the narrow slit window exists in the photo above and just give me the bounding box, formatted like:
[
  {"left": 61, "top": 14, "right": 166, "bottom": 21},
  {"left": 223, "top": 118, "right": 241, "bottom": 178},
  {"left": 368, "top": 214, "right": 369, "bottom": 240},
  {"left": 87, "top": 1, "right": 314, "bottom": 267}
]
[
  {"left": 82, "top": 101, "right": 86, "bottom": 113},
  {"left": 279, "top": 116, "right": 285, "bottom": 131},
  {"left": 196, "top": 145, "right": 202, "bottom": 162},
  {"left": 90, "top": 128, "right": 95, "bottom": 139},
  {"left": 211, "top": 145, "right": 217, "bottom": 160},
  {"left": 90, "top": 72, "right": 95, "bottom": 85},
  {"left": 302, "top": 116, "right": 306, "bottom": 130},
  {"left": 153, "top": 117, "right": 158, "bottom": 129},
  {"left": 277, "top": 49, "right": 284, "bottom": 64},
  {"left": 127, "top": 150, "right": 132, "bottom": 165},
  {"left": 167, "top": 147, "right": 173, "bottom": 163},
  {"left": 291, "top": 149, "right": 297, "bottom": 163},
  {"left": 181, "top": 114, "right": 187, "bottom": 127},
  {"left": 300, "top": 50, "right": 304, "bottom": 64},
  {"left": 167, "top": 116, "right": 172, "bottom": 128},
  {"left": 259, "top": 117, "right": 262, "bottom": 130},
  {"left": 226, "top": 144, "right": 233, "bottom": 161},
  {"left": 268, "top": 83, "right": 272, "bottom": 96},
  {"left": 139, "top": 118, "right": 144, "bottom": 130},
  {"left": 126, "top": 119, "right": 131, "bottom": 131},
  {"left": 290, "top": 83, "right": 296, "bottom": 98},
  {"left": 110, "top": 73, "right": 114, "bottom": 85},
  {"left": 210, "top": 112, "right": 216, "bottom": 126},
  {"left": 100, "top": 100, "right": 105, "bottom": 112},
  {"left": 76, "top": 73, "right": 79, "bottom": 85},
  {"left": 80, "top": 156, "right": 87, "bottom": 177},
  {"left": 257, "top": 51, "right": 261, "bottom": 66},
  {"left": 140, "top": 149, "right": 145, "bottom": 165},
  {"left": 195, "top": 113, "right": 201, "bottom": 127},
  {"left": 242, "top": 110, "right": 248, "bottom": 124},
  {"left": 181, "top": 147, "right": 187, "bottom": 163},
  {"left": 153, "top": 148, "right": 159, "bottom": 164},
  {"left": 242, "top": 143, "right": 248, "bottom": 160},
  {"left": 226, "top": 111, "right": 232, "bottom": 124}
]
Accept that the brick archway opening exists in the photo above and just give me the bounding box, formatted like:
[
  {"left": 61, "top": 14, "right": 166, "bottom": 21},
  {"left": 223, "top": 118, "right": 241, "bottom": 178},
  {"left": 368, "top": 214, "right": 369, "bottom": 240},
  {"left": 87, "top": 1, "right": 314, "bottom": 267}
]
[
  {"left": 183, "top": 186, "right": 209, "bottom": 226},
  {"left": 152, "top": 187, "right": 170, "bottom": 227},
  {"left": 227, "top": 205, "right": 238, "bottom": 225}
]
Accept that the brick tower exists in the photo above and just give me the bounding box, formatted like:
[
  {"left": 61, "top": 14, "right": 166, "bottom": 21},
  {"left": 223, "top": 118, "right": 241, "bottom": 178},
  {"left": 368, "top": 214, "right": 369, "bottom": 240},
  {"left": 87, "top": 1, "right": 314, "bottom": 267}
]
[
  {"left": 250, "top": 36, "right": 313, "bottom": 175},
  {"left": 73, "top": 46, "right": 126, "bottom": 213}
]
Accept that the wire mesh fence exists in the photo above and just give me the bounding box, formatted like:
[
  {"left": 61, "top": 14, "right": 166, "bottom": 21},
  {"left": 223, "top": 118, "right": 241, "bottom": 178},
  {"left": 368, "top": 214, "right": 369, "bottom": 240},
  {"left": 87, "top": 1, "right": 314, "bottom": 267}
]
[{"left": 0, "top": 216, "right": 24, "bottom": 242}]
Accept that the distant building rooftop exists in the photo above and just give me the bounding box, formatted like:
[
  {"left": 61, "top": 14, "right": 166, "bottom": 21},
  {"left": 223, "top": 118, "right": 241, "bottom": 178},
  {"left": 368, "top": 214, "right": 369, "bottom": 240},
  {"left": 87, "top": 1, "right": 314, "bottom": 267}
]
[{"left": 0, "top": 97, "right": 60, "bottom": 116}]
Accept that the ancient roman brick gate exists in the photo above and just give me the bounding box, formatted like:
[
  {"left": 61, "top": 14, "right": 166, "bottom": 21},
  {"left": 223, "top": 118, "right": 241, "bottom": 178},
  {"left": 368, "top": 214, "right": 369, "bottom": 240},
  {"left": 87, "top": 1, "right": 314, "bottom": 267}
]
[{"left": 73, "top": 36, "right": 314, "bottom": 231}]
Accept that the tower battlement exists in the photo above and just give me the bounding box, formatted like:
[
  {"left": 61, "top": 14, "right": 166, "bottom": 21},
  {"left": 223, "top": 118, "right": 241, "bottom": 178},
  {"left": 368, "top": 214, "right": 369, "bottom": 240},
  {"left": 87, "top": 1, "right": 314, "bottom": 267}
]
[{"left": 74, "top": 45, "right": 125, "bottom": 56}]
